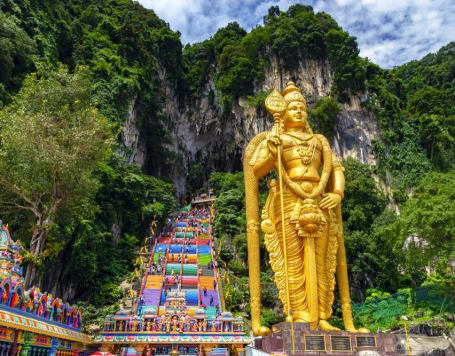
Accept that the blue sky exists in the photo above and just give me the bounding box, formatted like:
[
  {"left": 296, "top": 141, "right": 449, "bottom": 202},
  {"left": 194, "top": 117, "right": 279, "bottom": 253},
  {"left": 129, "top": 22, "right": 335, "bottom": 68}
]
[{"left": 136, "top": 0, "right": 454, "bottom": 69}]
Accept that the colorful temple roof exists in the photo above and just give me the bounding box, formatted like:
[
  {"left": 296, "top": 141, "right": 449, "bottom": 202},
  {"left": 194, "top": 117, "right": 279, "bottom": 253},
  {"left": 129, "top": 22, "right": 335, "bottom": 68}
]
[
  {"left": 0, "top": 220, "right": 89, "bottom": 343},
  {"left": 0, "top": 307, "right": 91, "bottom": 343},
  {"left": 96, "top": 333, "right": 250, "bottom": 345}
]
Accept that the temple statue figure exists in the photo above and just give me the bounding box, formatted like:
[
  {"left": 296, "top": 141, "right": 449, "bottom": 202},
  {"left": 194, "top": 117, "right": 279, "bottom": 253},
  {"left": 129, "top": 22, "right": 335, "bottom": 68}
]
[{"left": 244, "top": 82, "right": 368, "bottom": 336}]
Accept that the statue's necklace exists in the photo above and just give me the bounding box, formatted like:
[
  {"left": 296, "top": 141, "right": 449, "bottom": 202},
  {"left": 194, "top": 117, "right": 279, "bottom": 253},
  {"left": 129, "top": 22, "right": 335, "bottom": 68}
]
[{"left": 290, "top": 135, "right": 316, "bottom": 166}]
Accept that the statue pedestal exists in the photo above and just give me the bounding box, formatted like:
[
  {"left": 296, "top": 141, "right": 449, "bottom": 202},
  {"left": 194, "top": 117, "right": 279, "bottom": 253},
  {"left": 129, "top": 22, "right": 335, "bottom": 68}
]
[{"left": 255, "top": 322, "right": 399, "bottom": 355}]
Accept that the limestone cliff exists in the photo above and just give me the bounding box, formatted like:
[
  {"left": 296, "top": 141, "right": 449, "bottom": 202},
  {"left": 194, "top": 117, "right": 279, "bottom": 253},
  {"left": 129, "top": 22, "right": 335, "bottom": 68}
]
[
  {"left": 123, "top": 55, "right": 381, "bottom": 197},
  {"left": 121, "top": 94, "right": 147, "bottom": 167}
]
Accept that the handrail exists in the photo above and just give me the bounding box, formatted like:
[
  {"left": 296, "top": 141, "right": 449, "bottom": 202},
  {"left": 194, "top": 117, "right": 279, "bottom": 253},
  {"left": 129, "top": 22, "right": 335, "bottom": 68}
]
[
  {"left": 179, "top": 236, "right": 183, "bottom": 286},
  {"left": 134, "top": 236, "right": 158, "bottom": 314},
  {"left": 245, "top": 346, "right": 271, "bottom": 356},
  {"left": 196, "top": 231, "right": 200, "bottom": 308},
  {"left": 156, "top": 263, "right": 165, "bottom": 315}
]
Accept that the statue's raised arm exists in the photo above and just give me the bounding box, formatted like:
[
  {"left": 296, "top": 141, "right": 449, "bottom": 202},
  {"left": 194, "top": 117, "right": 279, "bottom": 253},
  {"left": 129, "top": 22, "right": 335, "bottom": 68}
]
[{"left": 244, "top": 82, "right": 368, "bottom": 336}]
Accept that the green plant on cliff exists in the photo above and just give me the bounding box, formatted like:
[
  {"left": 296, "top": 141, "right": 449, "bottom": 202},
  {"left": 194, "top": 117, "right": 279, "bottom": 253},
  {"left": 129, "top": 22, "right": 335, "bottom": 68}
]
[
  {"left": 394, "top": 170, "right": 455, "bottom": 282},
  {"left": 183, "top": 4, "right": 369, "bottom": 107},
  {"left": 308, "top": 97, "right": 340, "bottom": 139},
  {"left": 0, "top": 0, "right": 183, "bottom": 175},
  {"left": 0, "top": 11, "right": 37, "bottom": 107},
  {"left": 366, "top": 42, "right": 455, "bottom": 187}
]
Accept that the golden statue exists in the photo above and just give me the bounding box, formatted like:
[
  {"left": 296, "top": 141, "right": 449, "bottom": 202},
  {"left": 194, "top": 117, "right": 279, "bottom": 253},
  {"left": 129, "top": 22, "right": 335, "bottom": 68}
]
[{"left": 244, "top": 82, "right": 368, "bottom": 336}]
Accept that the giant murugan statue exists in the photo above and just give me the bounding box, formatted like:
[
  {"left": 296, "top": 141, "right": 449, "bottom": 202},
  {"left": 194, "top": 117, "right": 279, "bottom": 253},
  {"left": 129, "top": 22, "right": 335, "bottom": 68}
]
[{"left": 244, "top": 82, "right": 368, "bottom": 336}]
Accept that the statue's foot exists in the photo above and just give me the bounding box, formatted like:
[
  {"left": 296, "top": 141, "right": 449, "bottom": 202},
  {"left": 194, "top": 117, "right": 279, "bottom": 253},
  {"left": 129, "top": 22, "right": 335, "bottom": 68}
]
[
  {"left": 345, "top": 325, "right": 370, "bottom": 333},
  {"left": 319, "top": 320, "right": 341, "bottom": 331},
  {"left": 253, "top": 325, "right": 271, "bottom": 336}
]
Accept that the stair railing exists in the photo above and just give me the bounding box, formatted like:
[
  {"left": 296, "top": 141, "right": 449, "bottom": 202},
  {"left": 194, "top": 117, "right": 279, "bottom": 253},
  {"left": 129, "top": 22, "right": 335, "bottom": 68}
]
[{"left": 134, "top": 235, "right": 159, "bottom": 314}]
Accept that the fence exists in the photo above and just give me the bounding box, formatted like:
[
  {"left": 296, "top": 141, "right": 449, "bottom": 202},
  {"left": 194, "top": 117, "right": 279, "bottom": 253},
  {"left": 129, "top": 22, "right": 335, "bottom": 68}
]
[{"left": 352, "top": 283, "right": 455, "bottom": 331}]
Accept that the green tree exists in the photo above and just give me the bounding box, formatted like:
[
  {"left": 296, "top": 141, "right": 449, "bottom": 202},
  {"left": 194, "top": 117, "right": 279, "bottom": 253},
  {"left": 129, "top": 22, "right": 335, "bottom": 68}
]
[
  {"left": 308, "top": 97, "right": 340, "bottom": 139},
  {"left": 216, "top": 45, "right": 257, "bottom": 105},
  {"left": 408, "top": 87, "right": 448, "bottom": 116},
  {"left": 342, "top": 158, "right": 387, "bottom": 232},
  {"left": 48, "top": 155, "right": 176, "bottom": 305},
  {"left": 186, "top": 163, "right": 205, "bottom": 194},
  {"left": 214, "top": 188, "right": 245, "bottom": 236},
  {"left": 212, "top": 22, "right": 246, "bottom": 54},
  {"left": 395, "top": 170, "right": 455, "bottom": 284},
  {"left": 0, "top": 12, "right": 37, "bottom": 107},
  {"left": 417, "top": 114, "right": 455, "bottom": 164},
  {"left": 342, "top": 158, "right": 399, "bottom": 300},
  {"left": 0, "top": 65, "right": 114, "bottom": 287}
]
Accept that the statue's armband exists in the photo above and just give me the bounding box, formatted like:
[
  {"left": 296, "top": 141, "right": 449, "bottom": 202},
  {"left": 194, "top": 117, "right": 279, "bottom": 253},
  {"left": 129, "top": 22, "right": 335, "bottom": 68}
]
[
  {"left": 330, "top": 152, "right": 345, "bottom": 197},
  {"left": 250, "top": 139, "right": 274, "bottom": 178},
  {"left": 331, "top": 152, "right": 344, "bottom": 172}
]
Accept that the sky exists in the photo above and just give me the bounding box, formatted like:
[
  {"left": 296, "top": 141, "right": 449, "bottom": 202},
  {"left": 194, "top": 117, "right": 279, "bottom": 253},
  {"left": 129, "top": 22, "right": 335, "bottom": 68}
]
[{"left": 136, "top": 0, "right": 454, "bottom": 69}]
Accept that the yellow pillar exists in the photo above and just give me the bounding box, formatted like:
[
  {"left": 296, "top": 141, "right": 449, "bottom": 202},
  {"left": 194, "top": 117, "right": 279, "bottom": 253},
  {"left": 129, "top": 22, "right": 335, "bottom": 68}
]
[
  {"left": 100, "top": 344, "right": 114, "bottom": 353},
  {"left": 202, "top": 345, "right": 213, "bottom": 356},
  {"left": 135, "top": 345, "right": 146, "bottom": 355},
  {"left": 232, "top": 346, "right": 245, "bottom": 356}
]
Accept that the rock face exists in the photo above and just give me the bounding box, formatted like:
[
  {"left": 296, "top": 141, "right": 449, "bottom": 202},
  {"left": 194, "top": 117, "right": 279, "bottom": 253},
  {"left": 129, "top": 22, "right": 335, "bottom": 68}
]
[
  {"left": 333, "top": 108, "right": 379, "bottom": 165},
  {"left": 121, "top": 95, "right": 146, "bottom": 167},
  {"left": 124, "top": 54, "right": 381, "bottom": 197},
  {"left": 395, "top": 334, "right": 455, "bottom": 356}
]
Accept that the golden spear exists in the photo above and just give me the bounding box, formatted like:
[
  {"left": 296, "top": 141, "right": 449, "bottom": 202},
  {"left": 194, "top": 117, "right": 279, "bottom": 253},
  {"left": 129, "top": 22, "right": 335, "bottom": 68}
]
[{"left": 265, "top": 90, "right": 295, "bottom": 353}]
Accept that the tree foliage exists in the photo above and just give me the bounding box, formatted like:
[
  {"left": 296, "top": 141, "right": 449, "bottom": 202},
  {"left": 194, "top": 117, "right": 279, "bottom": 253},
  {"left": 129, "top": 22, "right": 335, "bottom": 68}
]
[
  {"left": 367, "top": 42, "right": 455, "bottom": 183},
  {"left": 183, "top": 4, "right": 367, "bottom": 105},
  {"left": 395, "top": 170, "right": 455, "bottom": 280},
  {"left": 0, "top": 65, "right": 114, "bottom": 287},
  {"left": 308, "top": 97, "right": 340, "bottom": 139},
  {"left": 0, "top": 11, "right": 37, "bottom": 107},
  {"left": 341, "top": 158, "right": 410, "bottom": 300},
  {"left": 41, "top": 154, "right": 176, "bottom": 305}
]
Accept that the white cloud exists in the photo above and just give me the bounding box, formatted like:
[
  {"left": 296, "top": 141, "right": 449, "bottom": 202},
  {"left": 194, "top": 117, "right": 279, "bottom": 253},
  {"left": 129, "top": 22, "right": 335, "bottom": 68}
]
[
  {"left": 137, "top": 0, "right": 454, "bottom": 68},
  {"left": 311, "top": 0, "right": 455, "bottom": 67}
]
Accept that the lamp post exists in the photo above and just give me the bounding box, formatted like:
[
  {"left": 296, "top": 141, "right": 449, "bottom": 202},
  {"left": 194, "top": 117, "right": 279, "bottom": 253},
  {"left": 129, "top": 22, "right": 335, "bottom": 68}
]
[{"left": 401, "top": 315, "right": 411, "bottom": 356}]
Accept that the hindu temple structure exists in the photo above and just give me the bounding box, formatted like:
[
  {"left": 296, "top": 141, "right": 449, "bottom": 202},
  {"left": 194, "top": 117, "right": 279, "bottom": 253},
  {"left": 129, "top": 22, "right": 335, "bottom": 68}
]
[
  {"left": 0, "top": 220, "right": 92, "bottom": 356},
  {"left": 96, "top": 202, "right": 251, "bottom": 356}
]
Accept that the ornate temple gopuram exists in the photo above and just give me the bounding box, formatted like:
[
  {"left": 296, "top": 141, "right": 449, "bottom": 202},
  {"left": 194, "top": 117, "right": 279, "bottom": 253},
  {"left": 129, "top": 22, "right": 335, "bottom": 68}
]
[
  {"left": 0, "top": 221, "right": 92, "bottom": 356},
  {"left": 96, "top": 203, "right": 251, "bottom": 356}
]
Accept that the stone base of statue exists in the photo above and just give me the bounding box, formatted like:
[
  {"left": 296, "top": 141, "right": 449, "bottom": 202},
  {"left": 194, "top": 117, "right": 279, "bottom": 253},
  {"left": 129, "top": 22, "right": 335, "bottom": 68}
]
[{"left": 254, "top": 322, "right": 400, "bottom": 355}]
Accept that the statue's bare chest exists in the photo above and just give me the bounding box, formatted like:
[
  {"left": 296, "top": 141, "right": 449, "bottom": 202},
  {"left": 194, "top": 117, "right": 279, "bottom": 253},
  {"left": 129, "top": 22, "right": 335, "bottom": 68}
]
[{"left": 282, "top": 134, "right": 322, "bottom": 166}]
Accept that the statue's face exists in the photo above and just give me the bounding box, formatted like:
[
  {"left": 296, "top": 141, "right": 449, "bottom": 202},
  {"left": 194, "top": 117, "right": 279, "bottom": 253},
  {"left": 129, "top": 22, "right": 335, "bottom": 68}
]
[{"left": 284, "top": 101, "right": 307, "bottom": 128}]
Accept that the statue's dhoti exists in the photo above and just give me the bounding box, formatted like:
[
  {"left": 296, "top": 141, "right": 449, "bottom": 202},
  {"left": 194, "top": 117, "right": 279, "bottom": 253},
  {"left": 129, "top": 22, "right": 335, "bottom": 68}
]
[{"left": 262, "top": 180, "right": 339, "bottom": 325}]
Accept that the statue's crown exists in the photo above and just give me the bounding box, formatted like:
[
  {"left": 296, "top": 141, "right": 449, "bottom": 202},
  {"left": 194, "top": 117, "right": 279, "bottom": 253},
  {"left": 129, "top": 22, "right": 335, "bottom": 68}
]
[{"left": 283, "top": 81, "right": 306, "bottom": 106}]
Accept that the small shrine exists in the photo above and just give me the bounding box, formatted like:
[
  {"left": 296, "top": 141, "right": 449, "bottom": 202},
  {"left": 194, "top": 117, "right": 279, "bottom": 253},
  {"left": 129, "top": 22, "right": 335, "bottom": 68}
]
[
  {"left": 164, "top": 291, "right": 186, "bottom": 311},
  {"left": 0, "top": 220, "right": 92, "bottom": 356},
  {"left": 0, "top": 220, "right": 23, "bottom": 283}
]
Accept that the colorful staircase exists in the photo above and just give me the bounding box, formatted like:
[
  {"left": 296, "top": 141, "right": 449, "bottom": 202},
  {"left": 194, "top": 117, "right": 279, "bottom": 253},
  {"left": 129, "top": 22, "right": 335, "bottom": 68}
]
[
  {"left": 145, "top": 275, "right": 162, "bottom": 289},
  {"left": 135, "top": 208, "right": 222, "bottom": 320},
  {"left": 140, "top": 275, "right": 163, "bottom": 314}
]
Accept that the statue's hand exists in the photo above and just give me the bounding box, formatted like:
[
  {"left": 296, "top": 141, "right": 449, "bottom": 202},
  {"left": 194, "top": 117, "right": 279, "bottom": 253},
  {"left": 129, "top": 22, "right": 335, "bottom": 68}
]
[
  {"left": 320, "top": 193, "right": 342, "bottom": 210},
  {"left": 266, "top": 132, "right": 280, "bottom": 158}
]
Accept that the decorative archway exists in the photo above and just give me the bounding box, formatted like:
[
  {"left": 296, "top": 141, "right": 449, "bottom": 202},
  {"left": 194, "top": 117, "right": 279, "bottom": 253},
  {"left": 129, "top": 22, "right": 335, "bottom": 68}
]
[
  {"left": 9, "top": 283, "right": 23, "bottom": 308},
  {"left": 0, "top": 278, "right": 12, "bottom": 305},
  {"left": 36, "top": 293, "right": 47, "bottom": 317}
]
